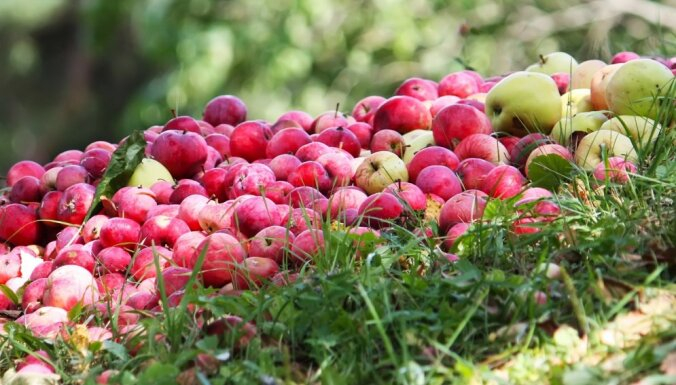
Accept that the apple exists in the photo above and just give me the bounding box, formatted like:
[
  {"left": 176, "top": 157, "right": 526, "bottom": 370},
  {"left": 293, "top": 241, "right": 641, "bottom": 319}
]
[
  {"left": 150, "top": 130, "right": 208, "bottom": 179},
  {"left": 317, "top": 126, "right": 362, "bottom": 157},
  {"left": 229, "top": 121, "right": 273, "bottom": 162},
  {"left": 248, "top": 225, "right": 294, "bottom": 263},
  {"left": 574, "top": 130, "right": 638, "bottom": 170},
  {"left": 43, "top": 265, "right": 99, "bottom": 311},
  {"left": 114, "top": 186, "right": 158, "bottom": 224},
  {"left": 0, "top": 203, "right": 42, "bottom": 246},
  {"left": 205, "top": 133, "right": 231, "bottom": 158},
  {"left": 128, "top": 158, "right": 175, "bottom": 188},
  {"left": 345, "top": 122, "right": 373, "bottom": 149},
  {"left": 407, "top": 146, "right": 459, "bottom": 183},
  {"left": 454, "top": 134, "right": 509, "bottom": 165},
  {"left": 560, "top": 88, "right": 593, "bottom": 117},
  {"left": 295, "top": 142, "right": 331, "bottom": 162},
  {"left": 269, "top": 154, "right": 302, "bottom": 181},
  {"left": 384, "top": 181, "right": 427, "bottom": 211},
  {"left": 196, "top": 196, "right": 235, "bottom": 233},
  {"left": 438, "top": 71, "right": 480, "bottom": 98},
  {"left": 131, "top": 246, "right": 172, "bottom": 281},
  {"left": 589, "top": 63, "right": 622, "bottom": 110},
  {"left": 281, "top": 207, "right": 322, "bottom": 235},
  {"left": 354, "top": 151, "right": 409, "bottom": 195},
  {"left": 328, "top": 187, "right": 368, "bottom": 216},
  {"left": 6, "top": 160, "right": 45, "bottom": 187},
  {"left": 551, "top": 72, "right": 570, "bottom": 94},
  {"left": 266, "top": 127, "right": 312, "bottom": 158},
  {"left": 486, "top": 71, "right": 562, "bottom": 136},
  {"left": 605, "top": 59, "right": 674, "bottom": 120},
  {"left": 99, "top": 217, "right": 142, "bottom": 248},
  {"left": 611, "top": 51, "right": 640, "bottom": 64},
  {"left": 571, "top": 60, "right": 606, "bottom": 89},
  {"left": 415, "top": 166, "right": 463, "bottom": 201},
  {"left": 593, "top": 157, "right": 637, "bottom": 184},
  {"left": 443, "top": 222, "right": 470, "bottom": 251},
  {"left": 55, "top": 165, "right": 88, "bottom": 191},
  {"left": 432, "top": 104, "right": 492, "bottom": 149},
  {"left": 172, "top": 231, "right": 207, "bottom": 268},
  {"left": 370, "top": 129, "right": 405, "bottom": 157},
  {"left": 316, "top": 152, "right": 354, "bottom": 190},
  {"left": 352, "top": 96, "right": 386, "bottom": 126},
  {"left": 9, "top": 176, "right": 42, "bottom": 203},
  {"left": 599, "top": 115, "right": 662, "bottom": 150},
  {"left": 288, "top": 161, "right": 332, "bottom": 192},
  {"left": 234, "top": 196, "right": 281, "bottom": 237},
  {"left": 401, "top": 130, "right": 436, "bottom": 164},
  {"left": 357, "top": 192, "right": 404, "bottom": 229},
  {"left": 274, "top": 110, "right": 314, "bottom": 133},
  {"left": 526, "top": 52, "right": 578, "bottom": 75},
  {"left": 429, "top": 95, "right": 460, "bottom": 117},
  {"left": 438, "top": 190, "right": 488, "bottom": 232},
  {"left": 15, "top": 306, "right": 69, "bottom": 339},
  {"left": 395, "top": 77, "right": 438, "bottom": 101},
  {"left": 81, "top": 148, "right": 112, "bottom": 180},
  {"left": 480, "top": 165, "right": 526, "bottom": 199},
  {"left": 455, "top": 158, "right": 495, "bottom": 190},
  {"left": 202, "top": 95, "right": 247, "bottom": 127},
  {"left": 197, "top": 232, "right": 246, "bottom": 287},
  {"left": 97, "top": 246, "right": 132, "bottom": 274},
  {"left": 550, "top": 111, "right": 608, "bottom": 147},
  {"left": 170, "top": 179, "right": 208, "bottom": 203},
  {"left": 290, "top": 229, "right": 325, "bottom": 263},
  {"left": 372, "top": 96, "right": 432, "bottom": 134},
  {"left": 311, "top": 111, "right": 353, "bottom": 134},
  {"left": 140, "top": 215, "right": 191, "bottom": 248},
  {"left": 524, "top": 143, "right": 574, "bottom": 178}
]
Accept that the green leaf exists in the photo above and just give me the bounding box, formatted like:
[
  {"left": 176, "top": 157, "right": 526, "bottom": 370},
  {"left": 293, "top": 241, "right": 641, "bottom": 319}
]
[
  {"left": 0, "top": 284, "right": 19, "bottom": 305},
  {"left": 527, "top": 154, "right": 575, "bottom": 190},
  {"left": 67, "top": 301, "right": 84, "bottom": 321},
  {"left": 102, "top": 340, "right": 130, "bottom": 361},
  {"left": 84, "top": 129, "right": 147, "bottom": 222},
  {"left": 137, "top": 362, "right": 180, "bottom": 385}
]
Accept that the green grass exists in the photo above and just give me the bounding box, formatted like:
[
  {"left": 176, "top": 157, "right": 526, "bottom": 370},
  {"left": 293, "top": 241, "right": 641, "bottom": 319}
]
[{"left": 1, "top": 90, "right": 675, "bottom": 385}]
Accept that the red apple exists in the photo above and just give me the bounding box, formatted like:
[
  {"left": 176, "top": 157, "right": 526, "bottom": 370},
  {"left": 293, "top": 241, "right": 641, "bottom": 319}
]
[
  {"left": 480, "top": 165, "right": 526, "bottom": 199},
  {"left": 275, "top": 110, "right": 314, "bottom": 133},
  {"left": 373, "top": 96, "right": 432, "bottom": 134},
  {"left": 0, "top": 203, "right": 42, "bottom": 246},
  {"left": 248, "top": 226, "right": 294, "bottom": 263},
  {"left": 352, "top": 95, "right": 386, "bottom": 126},
  {"left": 384, "top": 181, "right": 427, "bottom": 211},
  {"left": 234, "top": 196, "right": 281, "bottom": 237},
  {"left": 370, "top": 129, "right": 405, "bottom": 157},
  {"left": 395, "top": 77, "right": 438, "bottom": 101},
  {"left": 290, "top": 229, "right": 325, "bottom": 263},
  {"left": 346, "top": 122, "right": 373, "bottom": 149},
  {"left": 232, "top": 257, "right": 280, "bottom": 289},
  {"left": 439, "top": 190, "right": 488, "bottom": 231},
  {"left": 438, "top": 71, "right": 480, "bottom": 98},
  {"left": 202, "top": 95, "right": 247, "bottom": 127},
  {"left": 43, "top": 264, "right": 99, "bottom": 311},
  {"left": 316, "top": 126, "right": 361, "bottom": 157},
  {"left": 198, "top": 232, "right": 247, "bottom": 287},
  {"left": 140, "top": 215, "right": 190, "bottom": 248},
  {"left": 415, "top": 165, "right": 463, "bottom": 201},
  {"left": 150, "top": 130, "right": 209, "bottom": 179},
  {"left": 453, "top": 134, "right": 509, "bottom": 165},
  {"left": 269, "top": 154, "right": 302, "bottom": 181},
  {"left": 357, "top": 192, "right": 404, "bottom": 229},
  {"left": 163, "top": 115, "right": 201, "bottom": 133},
  {"left": 432, "top": 104, "right": 492, "bottom": 149},
  {"left": 311, "top": 111, "right": 353, "bottom": 134},
  {"left": 455, "top": 158, "right": 496, "bottom": 190},
  {"left": 407, "top": 146, "right": 460, "bottom": 183},
  {"left": 266, "top": 127, "right": 312, "bottom": 158},
  {"left": 7, "top": 160, "right": 45, "bottom": 187},
  {"left": 99, "top": 217, "right": 142, "bottom": 248}
]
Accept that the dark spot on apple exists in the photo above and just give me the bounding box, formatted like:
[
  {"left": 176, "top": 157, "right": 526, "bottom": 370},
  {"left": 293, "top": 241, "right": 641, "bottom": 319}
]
[{"left": 493, "top": 105, "right": 502, "bottom": 115}]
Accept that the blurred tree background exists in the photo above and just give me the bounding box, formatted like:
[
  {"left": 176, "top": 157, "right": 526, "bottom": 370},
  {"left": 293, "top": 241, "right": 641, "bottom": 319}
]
[{"left": 0, "top": 0, "right": 674, "bottom": 171}]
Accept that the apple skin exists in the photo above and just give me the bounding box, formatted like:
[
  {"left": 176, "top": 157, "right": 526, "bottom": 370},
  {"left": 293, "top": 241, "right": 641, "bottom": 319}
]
[
  {"left": 55, "top": 165, "right": 88, "bottom": 192},
  {"left": 130, "top": 246, "right": 172, "bottom": 281},
  {"left": 248, "top": 225, "right": 294, "bottom": 263},
  {"left": 127, "top": 158, "right": 175, "bottom": 188},
  {"left": 590, "top": 63, "right": 622, "bottom": 110},
  {"left": 354, "top": 151, "right": 409, "bottom": 195},
  {"left": 9, "top": 176, "right": 42, "bottom": 204},
  {"left": 205, "top": 133, "right": 231, "bottom": 158},
  {"left": 526, "top": 52, "right": 578, "bottom": 75},
  {"left": 141, "top": 215, "right": 191, "bottom": 248},
  {"left": 370, "top": 129, "right": 405, "bottom": 157},
  {"left": 232, "top": 257, "right": 280, "bottom": 289},
  {"left": 415, "top": 166, "right": 463, "bottom": 201},
  {"left": 560, "top": 88, "right": 593, "bottom": 117},
  {"left": 357, "top": 192, "right": 404, "bottom": 229},
  {"left": 196, "top": 232, "right": 247, "bottom": 287},
  {"left": 295, "top": 142, "right": 331, "bottom": 162},
  {"left": 316, "top": 152, "right": 354, "bottom": 190},
  {"left": 0, "top": 203, "right": 42, "bottom": 246},
  {"left": 234, "top": 196, "right": 282, "bottom": 238},
  {"left": 169, "top": 179, "right": 208, "bottom": 204},
  {"left": 352, "top": 96, "right": 386, "bottom": 126},
  {"left": 43, "top": 265, "right": 99, "bottom": 311},
  {"left": 150, "top": 130, "right": 209, "bottom": 179},
  {"left": 328, "top": 187, "right": 368, "bottom": 217},
  {"left": 599, "top": 115, "right": 662, "bottom": 150},
  {"left": 346, "top": 122, "right": 373, "bottom": 149},
  {"left": 611, "top": 51, "right": 640, "bottom": 64},
  {"left": 229, "top": 121, "right": 273, "bottom": 162},
  {"left": 429, "top": 95, "right": 460, "bottom": 117},
  {"left": 269, "top": 154, "right": 302, "bottom": 181},
  {"left": 202, "top": 95, "right": 247, "bottom": 127},
  {"left": 266, "top": 128, "right": 312, "bottom": 158},
  {"left": 97, "top": 246, "right": 132, "bottom": 275},
  {"left": 114, "top": 186, "right": 158, "bottom": 224},
  {"left": 384, "top": 182, "right": 427, "bottom": 211},
  {"left": 455, "top": 158, "right": 496, "bottom": 191},
  {"left": 311, "top": 111, "right": 354, "bottom": 134},
  {"left": 317, "top": 126, "right": 362, "bottom": 158},
  {"left": 172, "top": 231, "right": 207, "bottom": 268},
  {"left": 16, "top": 306, "right": 69, "bottom": 339},
  {"left": 550, "top": 111, "right": 608, "bottom": 147},
  {"left": 395, "top": 77, "right": 439, "bottom": 101},
  {"left": 571, "top": 59, "right": 607, "bottom": 89},
  {"left": 275, "top": 110, "right": 314, "bottom": 133},
  {"left": 52, "top": 244, "right": 96, "bottom": 273},
  {"left": 524, "top": 144, "right": 574, "bottom": 178},
  {"left": 438, "top": 71, "right": 480, "bottom": 98},
  {"left": 432, "top": 104, "right": 492, "bottom": 149},
  {"left": 438, "top": 190, "right": 488, "bottom": 232},
  {"left": 290, "top": 229, "right": 325, "bottom": 263},
  {"left": 281, "top": 207, "right": 322, "bottom": 235},
  {"left": 605, "top": 59, "right": 675, "bottom": 120},
  {"left": 551, "top": 72, "right": 570, "bottom": 94},
  {"left": 454, "top": 134, "right": 510, "bottom": 165},
  {"left": 402, "top": 130, "right": 436, "bottom": 164},
  {"left": 372, "top": 96, "right": 432, "bottom": 134},
  {"left": 480, "top": 165, "right": 526, "bottom": 199},
  {"left": 99, "top": 217, "right": 142, "bottom": 248},
  {"left": 574, "top": 130, "right": 638, "bottom": 170},
  {"left": 407, "top": 146, "right": 459, "bottom": 183},
  {"left": 6, "top": 160, "right": 45, "bottom": 187},
  {"left": 485, "top": 71, "right": 562, "bottom": 136},
  {"left": 593, "top": 157, "right": 637, "bottom": 184},
  {"left": 288, "top": 161, "right": 332, "bottom": 192},
  {"left": 443, "top": 222, "right": 470, "bottom": 251},
  {"left": 0, "top": 253, "right": 21, "bottom": 284}
]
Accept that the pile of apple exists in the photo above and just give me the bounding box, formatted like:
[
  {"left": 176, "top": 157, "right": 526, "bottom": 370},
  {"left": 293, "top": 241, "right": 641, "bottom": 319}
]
[{"left": 0, "top": 50, "right": 673, "bottom": 378}]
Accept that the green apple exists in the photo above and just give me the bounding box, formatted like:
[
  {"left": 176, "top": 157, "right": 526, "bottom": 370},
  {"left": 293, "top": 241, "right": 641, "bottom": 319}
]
[
  {"left": 127, "top": 158, "right": 175, "bottom": 188},
  {"left": 550, "top": 111, "right": 608, "bottom": 146},
  {"left": 560, "top": 89, "right": 593, "bottom": 117},
  {"left": 571, "top": 60, "right": 606, "bottom": 89},
  {"left": 526, "top": 52, "right": 578, "bottom": 75},
  {"left": 574, "top": 130, "right": 637, "bottom": 170},
  {"left": 599, "top": 115, "right": 662, "bottom": 150},
  {"left": 605, "top": 59, "right": 674, "bottom": 120},
  {"left": 485, "top": 71, "right": 562, "bottom": 136},
  {"left": 354, "top": 151, "right": 409, "bottom": 195},
  {"left": 403, "top": 130, "right": 435, "bottom": 164}
]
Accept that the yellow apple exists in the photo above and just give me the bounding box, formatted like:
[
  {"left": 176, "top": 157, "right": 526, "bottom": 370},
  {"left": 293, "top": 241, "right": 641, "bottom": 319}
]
[
  {"left": 526, "top": 52, "right": 578, "bottom": 75},
  {"left": 560, "top": 89, "right": 593, "bottom": 117},
  {"left": 354, "top": 151, "right": 409, "bottom": 194},
  {"left": 571, "top": 60, "right": 607, "bottom": 89},
  {"left": 127, "top": 158, "right": 175, "bottom": 188},
  {"left": 575, "top": 130, "right": 637, "bottom": 170},
  {"left": 402, "top": 130, "right": 435, "bottom": 164},
  {"left": 485, "top": 71, "right": 562, "bottom": 136},
  {"left": 605, "top": 59, "right": 674, "bottom": 120},
  {"left": 590, "top": 64, "right": 623, "bottom": 111},
  {"left": 599, "top": 115, "right": 662, "bottom": 150},
  {"left": 550, "top": 111, "right": 608, "bottom": 146}
]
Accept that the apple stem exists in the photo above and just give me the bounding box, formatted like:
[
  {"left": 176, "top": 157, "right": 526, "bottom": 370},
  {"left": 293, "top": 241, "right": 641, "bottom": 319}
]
[
  {"left": 334, "top": 103, "right": 340, "bottom": 119},
  {"left": 170, "top": 109, "right": 177, "bottom": 119}
]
